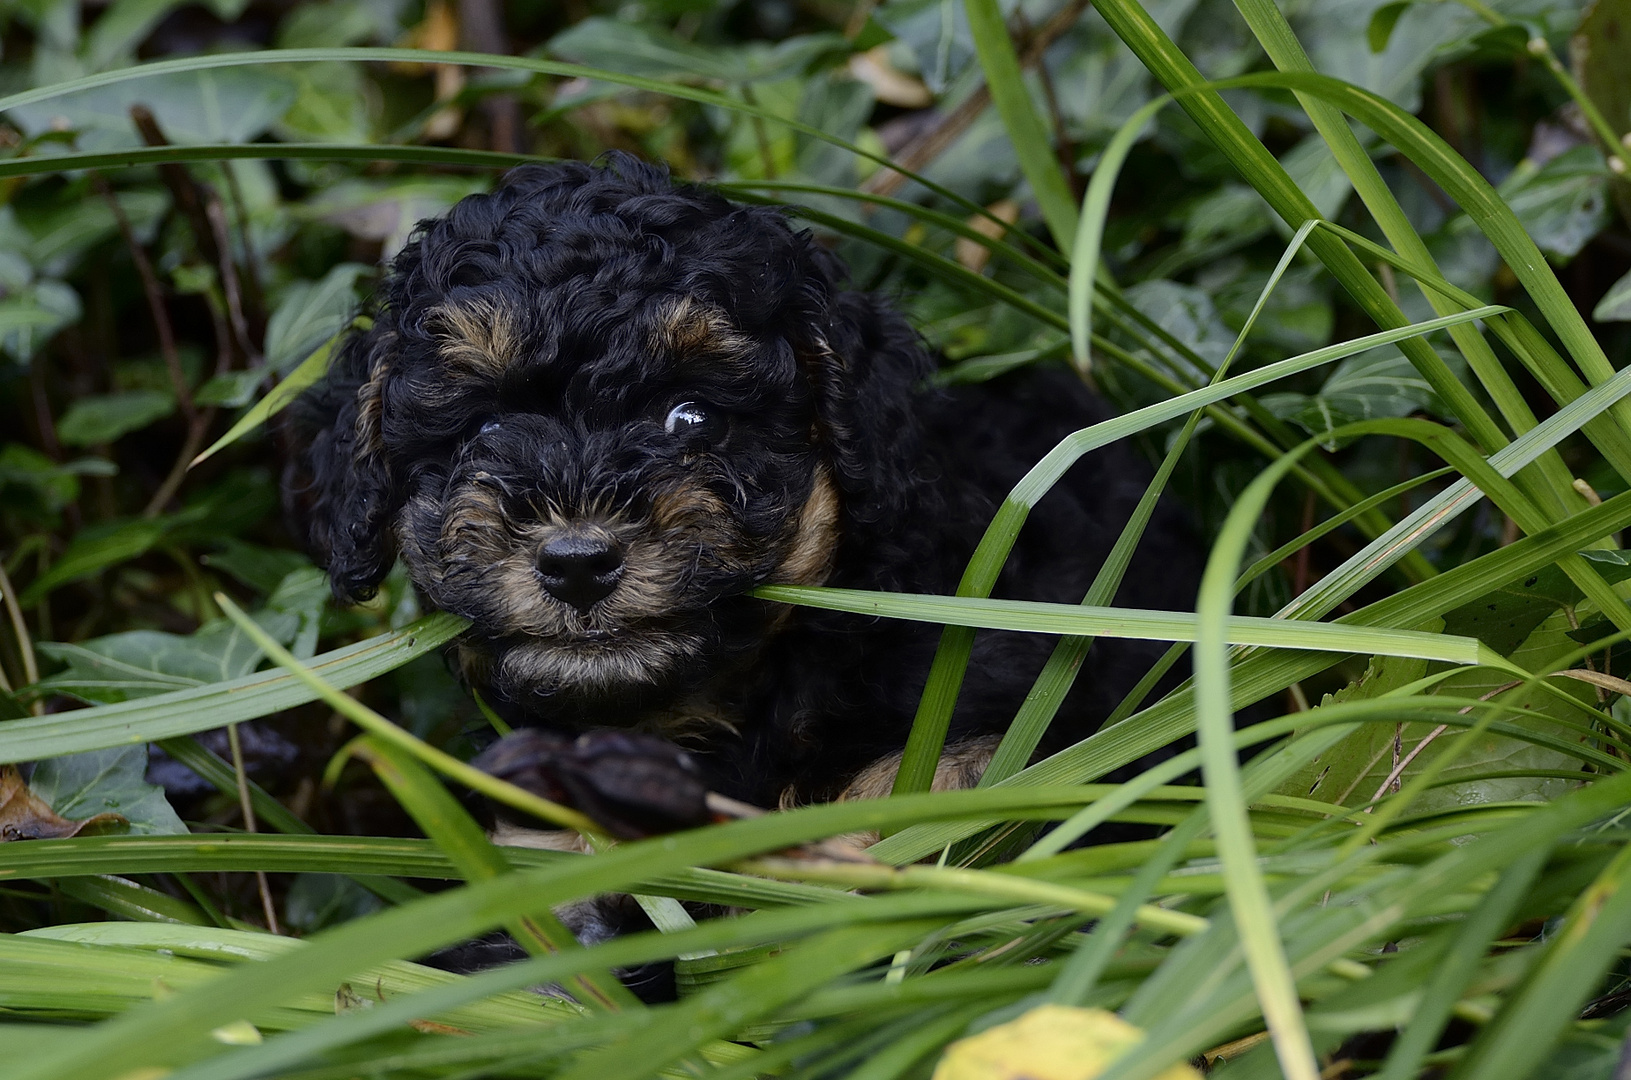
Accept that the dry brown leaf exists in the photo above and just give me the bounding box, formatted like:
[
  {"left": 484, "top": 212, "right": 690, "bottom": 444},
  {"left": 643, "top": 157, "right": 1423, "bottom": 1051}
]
[
  {"left": 954, "top": 200, "right": 1021, "bottom": 274},
  {"left": 848, "top": 46, "right": 933, "bottom": 109}
]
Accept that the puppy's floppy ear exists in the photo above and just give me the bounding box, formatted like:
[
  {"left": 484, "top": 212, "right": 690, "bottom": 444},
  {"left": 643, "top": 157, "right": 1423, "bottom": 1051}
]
[
  {"left": 800, "top": 289, "right": 932, "bottom": 531},
  {"left": 282, "top": 317, "right": 400, "bottom": 604}
]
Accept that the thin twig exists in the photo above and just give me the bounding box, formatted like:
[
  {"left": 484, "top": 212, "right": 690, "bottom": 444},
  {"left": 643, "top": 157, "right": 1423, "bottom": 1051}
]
[
  {"left": 206, "top": 198, "right": 261, "bottom": 368},
  {"left": 0, "top": 559, "right": 39, "bottom": 694},
  {"left": 95, "top": 175, "right": 194, "bottom": 422},
  {"left": 227, "top": 721, "right": 280, "bottom": 934},
  {"left": 458, "top": 0, "right": 522, "bottom": 153},
  {"left": 1368, "top": 724, "right": 1449, "bottom": 806},
  {"left": 143, "top": 412, "right": 215, "bottom": 519},
  {"left": 130, "top": 106, "right": 224, "bottom": 272},
  {"left": 217, "top": 161, "right": 267, "bottom": 338},
  {"left": 1365, "top": 680, "right": 1525, "bottom": 804}
]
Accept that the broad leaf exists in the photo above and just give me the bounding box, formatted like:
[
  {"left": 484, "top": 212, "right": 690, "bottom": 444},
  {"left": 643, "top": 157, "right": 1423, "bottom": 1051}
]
[
  {"left": 1593, "top": 266, "right": 1631, "bottom": 323},
  {"left": 264, "top": 263, "right": 369, "bottom": 374},
  {"left": 56, "top": 390, "right": 175, "bottom": 446},
  {"left": 1483, "top": 145, "right": 1613, "bottom": 261},
  {"left": 548, "top": 18, "right": 842, "bottom": 84},
  {"left": 5, "top": 67, "right": 295, "bottom": 151},
  {"left": 0, "top": 765, "right": 128, "bottom": 841},
  {"left": 27, "top": 746, "right": 186, "bottom": 836},
  {"left": 1261, "top": 347, "right": 1447, "bottom": 447}
]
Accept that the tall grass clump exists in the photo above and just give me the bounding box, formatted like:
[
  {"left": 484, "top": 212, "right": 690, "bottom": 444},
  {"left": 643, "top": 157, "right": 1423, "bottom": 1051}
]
[{"left": 0, "top": 0, "right": 1629, "bottom": 1077}]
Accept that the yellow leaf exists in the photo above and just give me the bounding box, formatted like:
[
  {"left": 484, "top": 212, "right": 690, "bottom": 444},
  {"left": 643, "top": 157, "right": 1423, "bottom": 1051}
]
[{"left": 933, "top": 1005, "right": 1203, "bottom": 1080}]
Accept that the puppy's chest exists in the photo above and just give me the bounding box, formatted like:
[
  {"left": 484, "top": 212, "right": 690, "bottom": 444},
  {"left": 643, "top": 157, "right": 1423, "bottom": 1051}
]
[{"left": 635, "top": 687, "right": 748, "bottom": 743}]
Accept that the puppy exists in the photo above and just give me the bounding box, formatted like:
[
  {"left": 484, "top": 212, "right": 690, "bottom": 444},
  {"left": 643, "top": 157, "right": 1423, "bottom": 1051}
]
[{"left": 284, "top": 154, "right": 1201, "bottom": 824}]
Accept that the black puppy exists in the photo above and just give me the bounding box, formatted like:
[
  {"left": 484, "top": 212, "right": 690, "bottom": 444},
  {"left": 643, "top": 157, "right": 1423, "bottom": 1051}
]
[{"left": 285, "top": 154, "right": 1200, "bottom": 825}]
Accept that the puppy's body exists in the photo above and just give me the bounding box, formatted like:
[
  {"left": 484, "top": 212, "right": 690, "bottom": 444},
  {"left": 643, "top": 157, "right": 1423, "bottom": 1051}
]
[{"left": 287, "top": 156, "right": 1200, "bottom": 811}]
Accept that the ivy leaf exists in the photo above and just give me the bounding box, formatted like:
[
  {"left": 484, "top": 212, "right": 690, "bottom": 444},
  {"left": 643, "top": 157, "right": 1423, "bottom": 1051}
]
[
  {"left": 1260, "top": 347, "right": 1446, "bottom": 448},
  {"left": 27, "top": 746, "right": 187, "bottom": 836},
  {"left": 1483, "top": 145, "right": 1612, "bottom": 261}
]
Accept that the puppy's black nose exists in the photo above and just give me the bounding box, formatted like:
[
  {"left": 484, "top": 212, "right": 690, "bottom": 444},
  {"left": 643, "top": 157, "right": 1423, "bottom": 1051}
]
[{"left": 536, "top": 533, "right": 625, "bottom": 612}]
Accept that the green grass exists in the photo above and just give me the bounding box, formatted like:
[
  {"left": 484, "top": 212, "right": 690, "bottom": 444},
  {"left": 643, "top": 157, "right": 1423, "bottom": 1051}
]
[{"left": 1, "top": 0, "right": 1630, "bottom": 1077}]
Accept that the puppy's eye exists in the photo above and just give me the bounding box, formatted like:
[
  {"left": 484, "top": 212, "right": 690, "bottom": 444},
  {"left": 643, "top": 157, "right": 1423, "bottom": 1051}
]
[{"left": 663, "top": 401, "right": 723, "bottom": 447}]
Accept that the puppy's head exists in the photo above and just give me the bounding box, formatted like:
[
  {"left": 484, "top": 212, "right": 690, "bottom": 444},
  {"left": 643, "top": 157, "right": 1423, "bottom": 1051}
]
[{"left": 286, "top": 156, "right": 928, "bottom": 713}]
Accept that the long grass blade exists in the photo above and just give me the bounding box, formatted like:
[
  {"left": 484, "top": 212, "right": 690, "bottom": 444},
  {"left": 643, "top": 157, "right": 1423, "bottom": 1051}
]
[{"left": 0, "top": 612, "right": 465, "bottom": 764}]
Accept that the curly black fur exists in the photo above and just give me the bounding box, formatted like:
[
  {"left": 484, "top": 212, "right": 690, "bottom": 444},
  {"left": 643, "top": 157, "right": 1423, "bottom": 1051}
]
[{"left": 284, "top": 154, "right": 1202, "bottom": 810}]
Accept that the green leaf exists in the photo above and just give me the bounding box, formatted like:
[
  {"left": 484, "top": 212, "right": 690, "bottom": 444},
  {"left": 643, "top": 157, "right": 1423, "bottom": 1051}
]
[
  {"left": 1366, "top": 2, "right": 1413, "bottom": 54},
  {"left": 1593, "top": 266, "right": 1631, "bottom": 323},
  {"left": 1273, "top": 649, "right": 1430, "bottom": 807},
  {"left": 1439, "top": 549, "right": 1631, "bottom": 655},
  {"left": 190, "top": 318, "right": 354, "bottom": 467},
  {"left": 191, "top": 370, "right": 265, "bottom": 408},
  {"left": 756, "top": 584, "right": 1488, "bottom": 665},
  {"left": 0, "top": 444, "right": 112, "bottom": 515},
  {"left": 272, "top": 61, "right": 376, "bottom": 144},
  {"left": 82, "top": 0, "right": 188, "bottom": 71},
  {"left": 20, "top": 513, "right": 192, "bottom": 604},
  {"left": 0, "top": 280, "right": 81, "bottom": 363},
  {"left": 281, "top": 874, "right": 383, "bottom": 934},
  {"left": 263, "top": 263, "right": 369, "bottom": 374},
  {"left": 55, "top": 390, "right": 175, "bottom": 446},
  {"left": 549, "top": 19, "right": 843, "bottom": 83},
  {"left": 1480, "top": 145, "right": 1612, "bottom": 261},
  {"left": 29, "top": 746, "right": 186, "bottom": 836},
  {"left": 962, "top": 0, "right": 1077, "bottom": 251},
  {"left": 304, "top": 175, "right": 489, "bottom": 256},
  {"left": 198, "top": 540, "right": 311, "bottom": 595},
  {"left": 1261, "top": 347, "right": 1448, "bottom": 448},
  {"left": 5, "top": 67, "right": 296, "bottom": 151},
  {"left": 32, "top": 614, "right": 276, "bottom": 705}
]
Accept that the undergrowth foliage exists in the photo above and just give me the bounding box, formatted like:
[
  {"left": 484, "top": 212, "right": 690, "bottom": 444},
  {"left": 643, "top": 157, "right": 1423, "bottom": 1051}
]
[{"left": 0, "top": 0, "right": 1629, "bottom": 1077}]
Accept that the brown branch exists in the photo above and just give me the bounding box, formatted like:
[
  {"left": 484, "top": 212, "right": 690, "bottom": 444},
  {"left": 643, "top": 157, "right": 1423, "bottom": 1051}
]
[
  {"left": 217, "top": 161, "right": 267, "bottom": 341},
  {"left": 458, "top": 0, "right": 522, "bottom": 153},
  {"left": 94, "top": 175, "right": 194, "bottom": 422},
  {"left": 228, "top": 721, "right": 281, "bottom": 934},
  {"left": 93, "top": 174, "right": 222, "bottom": 517},
  {"left": 206, "top": 198, "right": 261, "bottom": 368},
  {"left": 130, "top": 105, "right": 224, "bottom": 272},
  {"left": 0, "top": 557, "right": 38, "bottom": 699},
  {"left": 863, "top": 0, "right": 1094, "bottom": 199}
]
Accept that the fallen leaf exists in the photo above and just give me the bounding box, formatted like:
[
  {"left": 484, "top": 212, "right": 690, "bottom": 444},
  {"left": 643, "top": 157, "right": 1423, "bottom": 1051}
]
[
  {"left": 849, "top": 45, "right": 933, "bottom": 108},
  {"left": 955, "top": 200, "right": 1021, "bottom": 274}
]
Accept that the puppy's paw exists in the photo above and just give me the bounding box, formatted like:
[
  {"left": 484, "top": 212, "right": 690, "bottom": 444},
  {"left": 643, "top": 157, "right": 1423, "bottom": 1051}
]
[{"left": 473, "top": 728, "right": 713, "bottom": 838}]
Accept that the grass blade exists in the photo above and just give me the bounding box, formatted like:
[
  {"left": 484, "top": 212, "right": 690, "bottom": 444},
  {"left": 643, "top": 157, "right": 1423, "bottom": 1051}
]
[
  {"left": 962, "top": 0, "right": 1078, "bottom": 251},
  {"left": 0, "top": 613, "right": 466, "bottom": 764}
]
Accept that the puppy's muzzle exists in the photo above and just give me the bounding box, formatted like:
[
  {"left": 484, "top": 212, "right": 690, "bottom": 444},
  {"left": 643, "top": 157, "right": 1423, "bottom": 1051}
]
[{"left": 536, "top": 528, "right": 626, "bottom": 613}]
